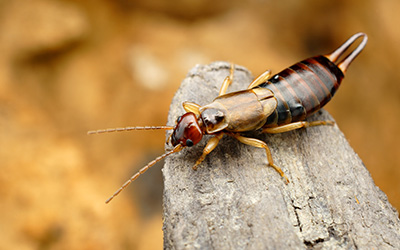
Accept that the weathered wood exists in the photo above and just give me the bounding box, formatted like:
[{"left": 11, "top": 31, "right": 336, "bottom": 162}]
[{"left": 162, "top": 62, "right": 400, "bottom": 249}]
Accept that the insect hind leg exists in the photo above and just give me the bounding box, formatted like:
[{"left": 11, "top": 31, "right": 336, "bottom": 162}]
[
  {"left": 219, "top": 64, "right": 272, "bottom": 94},
  {"left": 247, "top": 70, "right": 272, "bottom": 89},
  {"left": 262, "top": 120, "right": 334, "bottom": 134}
]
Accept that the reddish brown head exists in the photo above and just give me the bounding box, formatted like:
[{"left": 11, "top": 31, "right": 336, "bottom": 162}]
[{"left": 171, "top": 112, "right": 203, "bottom": 147}]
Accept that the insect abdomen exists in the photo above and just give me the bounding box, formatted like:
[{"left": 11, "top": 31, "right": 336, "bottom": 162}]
[{"left": 260, "top": 55, "right": 344, "bottom": 127}]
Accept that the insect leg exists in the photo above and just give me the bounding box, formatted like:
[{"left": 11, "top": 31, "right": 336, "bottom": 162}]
[
  {"left": 262, "top": 120, "right": 334, "bottom": 134},
  {"left": 230, "top": 133, "right": 289, "bottom": 183},
  {"left": 247, "top": 70, "right": 271, "bottom": 89},
  {"left": 192, "top": 133, "right": 224, "bottom": 170},
  {"left": 182, "top": 101, "right": 201, "bottom": 115},
  {"left": 218, "top": 63, "right": 235, "bottom": 96}
]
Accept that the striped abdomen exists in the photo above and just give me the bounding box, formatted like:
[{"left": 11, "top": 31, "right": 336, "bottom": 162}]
[{"left": 259, "top": 55, "right": 344, "bottom": 127}]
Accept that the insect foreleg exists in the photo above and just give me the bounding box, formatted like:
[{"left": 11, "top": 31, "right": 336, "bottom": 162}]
[
  {"left": 230, "top": 133, "right": 289, "bottom": 183},
  {"left": 182, "top": 101, "right": 201, "bottom": 115},
  {"left": 192, "top": 133, "right": 224, "bottom": 171},
  {"left": 262, "top": 120, "right": 334, "bottom": 134}
]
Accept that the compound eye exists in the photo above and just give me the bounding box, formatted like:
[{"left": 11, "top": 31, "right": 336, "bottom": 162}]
[
  {"left": 176, "top": 115, "right": 182, "bottom": 123},
  {"left": 185, "top": 139, "right": 194, "bottom": 147}
]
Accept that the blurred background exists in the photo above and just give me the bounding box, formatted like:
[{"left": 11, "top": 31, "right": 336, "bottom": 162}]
[{"left": 1, "top": 0, "right": 399, "bottom": 249}]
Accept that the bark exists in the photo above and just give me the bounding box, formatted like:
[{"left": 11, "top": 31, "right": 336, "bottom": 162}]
[{"left": 162, "top": 62, "right": 400, "bottom": 249}]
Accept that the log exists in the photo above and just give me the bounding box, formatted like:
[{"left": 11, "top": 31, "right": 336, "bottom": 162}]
[{"left": 162, "top": 62, "right": 400, "bottom": 249}]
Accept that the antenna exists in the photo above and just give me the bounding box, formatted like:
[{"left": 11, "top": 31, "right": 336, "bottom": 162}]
[
  {"left": 105, "top": 144, "right": 183, "bottom": 204},
  {"left": 87, "top": 126, "right": 174, "bottom": 135}
]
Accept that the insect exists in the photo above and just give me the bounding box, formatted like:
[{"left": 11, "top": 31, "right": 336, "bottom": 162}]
[{"left": 89, "top": 33, "right": 368, "bottom": 203}]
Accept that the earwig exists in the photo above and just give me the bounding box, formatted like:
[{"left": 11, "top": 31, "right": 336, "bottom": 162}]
[{"left": 89, "top": 33, "right": 368, "bottom": 203}]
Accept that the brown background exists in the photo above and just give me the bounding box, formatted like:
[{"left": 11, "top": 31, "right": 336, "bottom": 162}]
[{"left": 1, "top": 0, "right": 399, "bottom": 249}]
